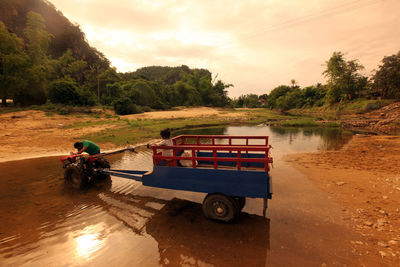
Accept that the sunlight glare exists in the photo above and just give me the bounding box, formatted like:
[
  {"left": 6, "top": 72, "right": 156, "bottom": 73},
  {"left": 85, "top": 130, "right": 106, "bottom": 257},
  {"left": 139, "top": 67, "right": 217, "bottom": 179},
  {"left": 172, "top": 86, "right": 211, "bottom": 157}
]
[{"left": 75, "top": 233, "right": 103, "bottom": 258}]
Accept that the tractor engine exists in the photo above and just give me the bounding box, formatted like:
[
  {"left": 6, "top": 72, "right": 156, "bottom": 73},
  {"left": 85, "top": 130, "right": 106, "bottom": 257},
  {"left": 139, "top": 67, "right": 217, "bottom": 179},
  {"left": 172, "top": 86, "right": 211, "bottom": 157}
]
[{"left": 61, "top": 155, "right": 110, "bottom": 189}]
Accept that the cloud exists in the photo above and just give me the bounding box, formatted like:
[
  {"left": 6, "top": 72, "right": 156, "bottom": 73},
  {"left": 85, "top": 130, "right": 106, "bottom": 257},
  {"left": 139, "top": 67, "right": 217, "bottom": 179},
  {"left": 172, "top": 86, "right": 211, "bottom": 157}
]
[{"left": 49, "top": 0, "right": 400, "bottom": 97}]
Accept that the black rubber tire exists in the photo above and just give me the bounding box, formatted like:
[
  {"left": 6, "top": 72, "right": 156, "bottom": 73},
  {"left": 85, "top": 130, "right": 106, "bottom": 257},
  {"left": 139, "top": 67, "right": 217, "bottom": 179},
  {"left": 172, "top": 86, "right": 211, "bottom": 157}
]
[
  {"left": 94, "top": 172, "right": 111, "bottom": 181},
  {"left": 94, "top": 158, "right": 110, "bottom": 169},
  {"left": 64, "top": 165, "right": 88, "bottom": 189},
  {"left": 202, "top": 193, "right": 240, "bottom": 223},
  {"left": 234, "top": 196, "right": 246, "bottom": 210}
]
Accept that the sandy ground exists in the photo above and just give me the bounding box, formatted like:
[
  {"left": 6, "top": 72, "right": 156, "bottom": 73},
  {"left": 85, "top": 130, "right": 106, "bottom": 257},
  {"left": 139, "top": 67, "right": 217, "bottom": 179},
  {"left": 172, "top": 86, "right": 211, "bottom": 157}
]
[
  {"left": 123, "top": 106, "right": 243, "bottom": 119},
  {"left": 286, "top": 134, "right": 400, "bottom": 262},
  {"left": 0, "top": 107, "right": 243, "bottom": 162}
]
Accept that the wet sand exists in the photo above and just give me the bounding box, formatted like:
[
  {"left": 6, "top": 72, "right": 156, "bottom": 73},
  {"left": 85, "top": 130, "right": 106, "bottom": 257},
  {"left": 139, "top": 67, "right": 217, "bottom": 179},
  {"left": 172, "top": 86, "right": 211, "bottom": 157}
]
[
  {"left": 287, "top": 134, "right": 400, "bottom": 265},
  {"left": 0, "top": 148, "right": 387, "bottom": 266}
]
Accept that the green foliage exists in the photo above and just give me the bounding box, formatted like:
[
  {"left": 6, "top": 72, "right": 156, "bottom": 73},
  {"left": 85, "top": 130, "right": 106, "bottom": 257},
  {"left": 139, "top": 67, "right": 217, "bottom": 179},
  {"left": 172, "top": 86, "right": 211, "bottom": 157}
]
[
  {"left": 113, "top": 97, "right": 142, "bottom": 115},
  {"left": 266, "top": 85, "right": 292, "bottom": 109},
  {"left": 323, "top": 52, "right": 367, "bottom": 103},
  {"left": 24, "top": 11, "right": 53, "bottom": 64},
  {"left": 276, "top": 89, "right": 305, "bottom": 111},
  {"left": 372, "top": 51, "right": 400, "bottom": 99},
  {"left": 234, "top": 94, "right": 261, "bottom": 108},
  {"left": 48, "top": 79, "right": 96, "bottom": 106},
  {"left": 48, "top": 79, "right": 79, "bottom": 105},
  {"left": 280, "top": 118, "right": 319, "bottom": 127},
  {"left": 0, "top": 21, "right": 28, "bottom": 106}
]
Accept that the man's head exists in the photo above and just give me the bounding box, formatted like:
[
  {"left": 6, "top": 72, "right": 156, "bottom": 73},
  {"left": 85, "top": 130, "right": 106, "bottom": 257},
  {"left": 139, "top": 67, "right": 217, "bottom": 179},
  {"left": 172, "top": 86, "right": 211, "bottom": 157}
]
[
  {"left": 160, "top": 128, "right": 171, "bottom": 139},
  {"left": 74, "top": 142, "right": 83, "bottom": 150}
]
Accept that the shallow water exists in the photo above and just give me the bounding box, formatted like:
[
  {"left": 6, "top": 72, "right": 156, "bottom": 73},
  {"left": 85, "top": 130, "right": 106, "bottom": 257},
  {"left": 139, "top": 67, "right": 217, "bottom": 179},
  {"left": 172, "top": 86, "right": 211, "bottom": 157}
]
[{"left": 0, "top": 126, "right": 372, "bottom": 266}]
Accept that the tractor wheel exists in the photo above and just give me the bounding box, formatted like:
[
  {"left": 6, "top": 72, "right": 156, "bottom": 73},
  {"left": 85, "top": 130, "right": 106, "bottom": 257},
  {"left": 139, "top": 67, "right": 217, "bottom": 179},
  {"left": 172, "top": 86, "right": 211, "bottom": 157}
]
[
  {"left": 94, "top": 172, "right": 111, "bottom": 181},
  {"left": 202, "top": 193, "right": 240, "bottom": 223},
  {"left": 64, "top": 165, "right": 88, "bottom": 189},
  {"left": 94, "top": 158, "right": 110, "bottom": 169},
  {"left": 93, "top": 158, "right": 111, "bottom": 181},
  {"left": 234, "top": 196, "right": 246, "bottom": 210}
]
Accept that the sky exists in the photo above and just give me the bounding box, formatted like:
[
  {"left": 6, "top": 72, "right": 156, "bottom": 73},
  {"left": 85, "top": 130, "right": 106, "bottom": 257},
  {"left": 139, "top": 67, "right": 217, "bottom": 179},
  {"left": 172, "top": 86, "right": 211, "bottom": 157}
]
[{"left": 49, "top": 0, "right": 400, "bottom": 97}]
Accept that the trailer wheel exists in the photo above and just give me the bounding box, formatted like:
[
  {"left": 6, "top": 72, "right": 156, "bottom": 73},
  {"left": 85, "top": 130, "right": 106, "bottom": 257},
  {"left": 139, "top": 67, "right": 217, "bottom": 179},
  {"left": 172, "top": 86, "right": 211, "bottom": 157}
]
[
  {"left": 64, "top": 165, "right": 88, "bottom": 189},
  {"left": 234, "top": 196, "right": 246, "bottom": 210},
  {"left": 202, "top": 193, "right": 240, "bottom": 223}
]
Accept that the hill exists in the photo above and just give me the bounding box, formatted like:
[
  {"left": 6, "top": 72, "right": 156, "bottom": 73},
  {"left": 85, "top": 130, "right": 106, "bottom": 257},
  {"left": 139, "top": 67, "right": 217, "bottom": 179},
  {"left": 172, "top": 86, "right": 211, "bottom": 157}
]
[{"left": 0, "top": 0, "right": 109, "bottom": 68}]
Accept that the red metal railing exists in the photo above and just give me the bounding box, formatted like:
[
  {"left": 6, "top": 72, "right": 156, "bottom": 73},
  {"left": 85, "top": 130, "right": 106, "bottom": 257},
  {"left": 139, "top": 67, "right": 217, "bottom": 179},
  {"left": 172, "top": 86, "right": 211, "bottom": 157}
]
[
  {"left": 151, "top": 135, "right": 272, "bottom": 171},
  {"left": 172, "top": 135, "right": 269, "bottom": 146}
]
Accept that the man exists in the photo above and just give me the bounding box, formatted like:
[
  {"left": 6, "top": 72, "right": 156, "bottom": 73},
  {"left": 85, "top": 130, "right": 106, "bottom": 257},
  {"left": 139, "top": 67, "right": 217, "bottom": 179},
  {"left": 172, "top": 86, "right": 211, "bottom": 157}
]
[{"left": 73, "top": 140, "right": 101, "bottom": 155}]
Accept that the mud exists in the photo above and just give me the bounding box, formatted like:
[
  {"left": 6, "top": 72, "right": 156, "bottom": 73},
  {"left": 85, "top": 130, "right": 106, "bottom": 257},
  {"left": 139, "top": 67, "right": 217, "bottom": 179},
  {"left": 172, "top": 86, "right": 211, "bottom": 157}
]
[
  {"left": 0, "top": 126, "right": 392, "bottom": 266},
  {"left": 287, "top": 134, "right": 400, "bottom": 265}
]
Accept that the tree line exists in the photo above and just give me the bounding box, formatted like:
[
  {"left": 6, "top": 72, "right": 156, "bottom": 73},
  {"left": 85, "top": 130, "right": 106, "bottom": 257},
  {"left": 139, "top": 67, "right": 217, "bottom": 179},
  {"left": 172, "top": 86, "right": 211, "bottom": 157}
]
[
  {"left": 233, "top": 51, "right": 400, "bottom": 111},
  {"left": 0, "top": 11, "right": 231, "bottom": 114},
  {"left": 1, "top": 11, "right": 399, "bottom": 114}
]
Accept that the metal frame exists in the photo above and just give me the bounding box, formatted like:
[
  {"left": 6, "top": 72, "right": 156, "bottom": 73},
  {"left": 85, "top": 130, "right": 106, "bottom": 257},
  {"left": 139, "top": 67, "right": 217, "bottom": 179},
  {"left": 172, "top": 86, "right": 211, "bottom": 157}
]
[{"left": 104, "top": 135, "right": 273, "bottom": 200}]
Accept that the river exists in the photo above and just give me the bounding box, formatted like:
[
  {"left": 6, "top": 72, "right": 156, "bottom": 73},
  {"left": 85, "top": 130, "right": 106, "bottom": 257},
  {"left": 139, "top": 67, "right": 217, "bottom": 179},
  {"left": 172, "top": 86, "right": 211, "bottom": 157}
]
[{"left": 0, "top": 125, "right": 368, "bottom": 266}]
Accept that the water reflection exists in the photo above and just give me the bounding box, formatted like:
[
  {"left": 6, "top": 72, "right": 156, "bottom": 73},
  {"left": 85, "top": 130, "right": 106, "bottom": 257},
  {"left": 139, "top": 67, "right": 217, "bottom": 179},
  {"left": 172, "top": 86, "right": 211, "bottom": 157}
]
[
  {"left": 75, "top": 232, "right": 102, "bottom": 258},
  {"left": 0, "top": 125, "right": 355, "bottom": 266},
  {"left": 269, "top": 126, "right": 353, "bottom": 151},
  {"left": 173, "top": 125, "right": 354, "bottom": 156},
  {"left": 146, "top": 198, "right": 270, "bottom": 267}
]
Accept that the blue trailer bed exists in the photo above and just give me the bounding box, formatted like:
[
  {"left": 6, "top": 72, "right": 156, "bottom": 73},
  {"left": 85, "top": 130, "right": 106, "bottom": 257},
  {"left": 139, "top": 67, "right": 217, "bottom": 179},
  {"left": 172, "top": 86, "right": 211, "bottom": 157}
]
[{"left": 105, "top": 135, "right": 273, "bottom": 222}]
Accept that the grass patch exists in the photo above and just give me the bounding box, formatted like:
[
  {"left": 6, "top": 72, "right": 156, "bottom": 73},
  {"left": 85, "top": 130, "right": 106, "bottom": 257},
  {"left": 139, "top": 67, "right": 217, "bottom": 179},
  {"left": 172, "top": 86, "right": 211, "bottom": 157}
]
[
  {"left": 62, "top": 119, "right": 123, "bottom": 129},
  {"left": 337, "top": 99, "right": 393, "bottom": 114},
  {"left": 279, "top": 118, "right": 319, "bottom": 127},
  {"left": 0, "top": 107, "right": 26, "bottom": 114}
]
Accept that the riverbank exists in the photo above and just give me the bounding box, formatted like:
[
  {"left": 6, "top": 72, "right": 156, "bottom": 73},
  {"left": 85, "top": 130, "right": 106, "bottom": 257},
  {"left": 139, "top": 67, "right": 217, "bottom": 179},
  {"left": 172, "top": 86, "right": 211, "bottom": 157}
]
[
  {"left": 286, "top": 134, "right": 400, "bottom": 264},
  {"left": 0, "top": 107, "right": 290, "bottom": 163}
]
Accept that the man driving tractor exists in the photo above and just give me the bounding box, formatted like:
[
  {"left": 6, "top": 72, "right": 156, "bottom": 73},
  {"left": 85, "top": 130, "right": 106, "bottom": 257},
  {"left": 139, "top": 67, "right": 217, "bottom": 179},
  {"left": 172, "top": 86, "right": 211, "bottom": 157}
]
[{"left": 73, "top": 140, "right": 101, "bottom": 155}]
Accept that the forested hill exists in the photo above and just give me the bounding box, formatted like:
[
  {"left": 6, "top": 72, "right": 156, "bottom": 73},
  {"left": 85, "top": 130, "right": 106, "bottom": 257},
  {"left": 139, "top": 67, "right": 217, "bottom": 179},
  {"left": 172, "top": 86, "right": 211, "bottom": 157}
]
[
  {"left": 124, "top": 66, "right": 212, "bottom": 85},
  {"left": 0, "top": 0, "right": 232, "bottom": 111},
  {"left": 0, "top": 0, "right": 109, "bottom": 68}
]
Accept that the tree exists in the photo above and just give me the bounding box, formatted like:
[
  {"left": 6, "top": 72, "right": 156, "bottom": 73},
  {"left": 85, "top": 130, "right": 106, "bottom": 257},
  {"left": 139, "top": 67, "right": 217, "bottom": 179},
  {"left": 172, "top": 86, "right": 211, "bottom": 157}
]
[
  {"left": 98, "top": 67, "right": 120, "bottom": 103},
  {"left": 266, "top": 85, "right": 292, "bottom": 109},
  {"left": 14, "top": 12, "right": 53, "bottom": 106},
  {"left": 372, "top": 51, "right": 400, "bottom": 99},
  {"left": 0, "top": 21, "right": 28, "bottom": 106},
  {"left": 24, "top": 11, "right": 52, "bottom": 65},
  {"left": 234, "top": 94, "right": 260, "bottom": 108},
  {"left": 49, "top": 49, "right": 87, "bottom": 83},
  {"left": 48, "top": 79, "right": 80, "bottom": 105},
  {"left": 323, "top": 52, "right": 367, "bottom": 103},
  {"left": 276, "top": 88, "right": 304, "bottom": 112}
]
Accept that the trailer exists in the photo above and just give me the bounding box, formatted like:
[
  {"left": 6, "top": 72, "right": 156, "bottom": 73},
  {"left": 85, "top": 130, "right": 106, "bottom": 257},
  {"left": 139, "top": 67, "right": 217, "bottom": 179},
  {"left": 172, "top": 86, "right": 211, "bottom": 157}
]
[{"left": 62, "top": 135, "right": 273, "bottom": 222}]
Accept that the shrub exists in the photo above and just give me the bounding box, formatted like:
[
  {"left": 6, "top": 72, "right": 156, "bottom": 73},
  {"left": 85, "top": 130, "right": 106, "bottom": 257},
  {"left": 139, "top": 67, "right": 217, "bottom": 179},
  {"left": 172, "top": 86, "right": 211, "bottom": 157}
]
[
  {"left": 142, "top": 106, "right": 152, "bottom": 112},
  {"left": 113, "top": 97, "right": 142, "bottom": 115},
  {"left": 48, "top": 80, "right": 80, "bottom": 105}
]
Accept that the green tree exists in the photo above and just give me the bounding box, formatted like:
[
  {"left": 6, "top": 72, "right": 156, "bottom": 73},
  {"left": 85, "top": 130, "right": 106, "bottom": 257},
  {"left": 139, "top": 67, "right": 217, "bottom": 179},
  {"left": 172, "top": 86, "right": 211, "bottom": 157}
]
[
  {"left": 48, "top": 79, "right": 80, "bottom": 105},
  {"left": 234, "top": 94, "right": 260, "bottom": 108},
  {"left": 24, "top": 11, "right": 52, "bottom": 65},
  {"left": 276, "top": 88, "right": 305, "bottom": 111},
  {"left": 372, "top": 51, "right": 400, "bottom": 99},
  {"left": 113, "top": 97, "right": 141, "bottom": 115},
  {"left": 98, "top": 68, "right": 121, "bottom": 103},
  {"left": 0, "top": 21, "right": 28, "bottom": 106},
  {"left": 266, "top": 85, "right": 292, "bottom": 109},
  {"left": 49, "top": 49, "right": 87, "bottom": 83},
  {"left": 323, "top": 52, "right": 367, "bottom": 103},
  {"left": 14, "top": 12, "right": 53, "bottom": 105}
]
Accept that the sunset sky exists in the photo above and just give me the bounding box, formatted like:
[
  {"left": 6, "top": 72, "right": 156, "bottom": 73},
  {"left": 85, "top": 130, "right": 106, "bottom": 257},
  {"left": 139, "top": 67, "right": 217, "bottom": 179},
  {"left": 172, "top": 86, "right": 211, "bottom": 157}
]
[{"left": 49, "top": 0, "right": 400, "bottom": 97}]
